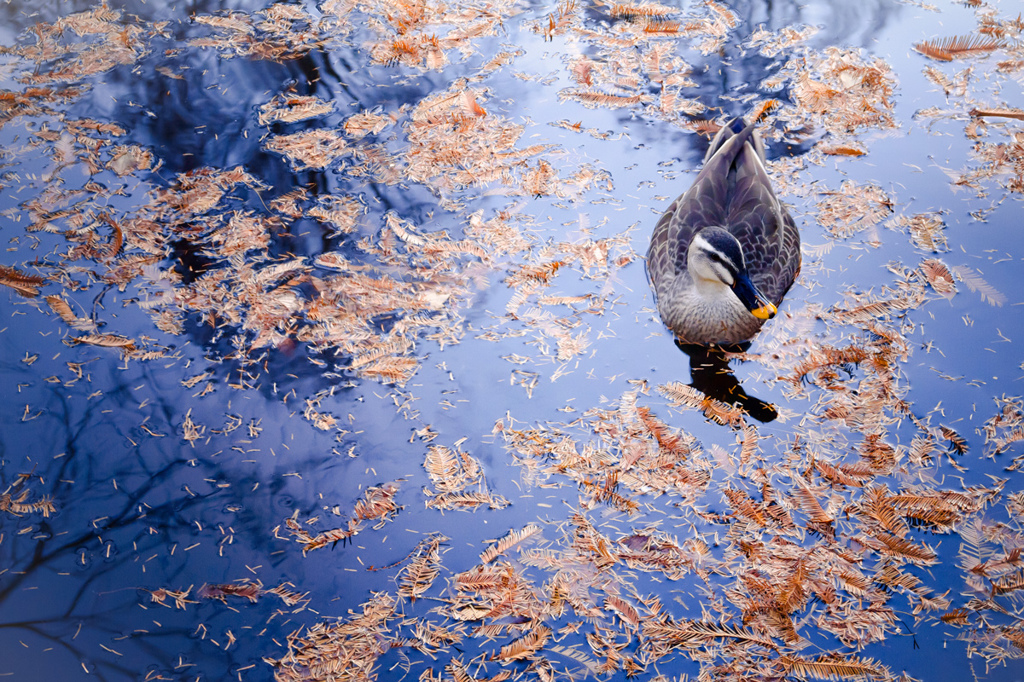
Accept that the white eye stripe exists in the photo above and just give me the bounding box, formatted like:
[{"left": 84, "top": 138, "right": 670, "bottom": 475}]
[
  {"left": 712, "top": 262, "right": 734, "bottom": 286},
  {"left": 693, "top": 234, "right": 741, "bottom": 271}
]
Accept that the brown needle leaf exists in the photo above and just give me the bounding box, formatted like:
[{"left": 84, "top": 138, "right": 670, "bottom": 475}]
[{"left": 913, "top": 35, "right": 1003, "bottom": 62}]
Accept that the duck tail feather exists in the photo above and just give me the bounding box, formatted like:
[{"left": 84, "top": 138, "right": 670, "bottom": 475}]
[
  {"left": 705, "top": 117, "right": 740, "bottom": 162},
  {"left": 728, "top": 116, "right": 747, "bottom": 134},
  {"left": 702, "top": 118, "right": 758, "bottom": 173}
]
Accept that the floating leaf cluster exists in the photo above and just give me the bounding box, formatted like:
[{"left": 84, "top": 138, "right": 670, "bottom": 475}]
[
  {"left": 911, "top": 4, "right": 1024, "bottom": 200},
  {"left": 258, "top": 276, "right": 1013, "bottom": 679}
]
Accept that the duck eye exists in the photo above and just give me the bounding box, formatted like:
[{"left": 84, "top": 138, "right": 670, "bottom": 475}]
[{"left": 705, "top": 253, "right": 735, "bottom": 282}]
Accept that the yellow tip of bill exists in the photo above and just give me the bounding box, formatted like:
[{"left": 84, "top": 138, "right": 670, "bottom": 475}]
[{"left": 751, "top": 302, "right": 777, "bottom": 320}]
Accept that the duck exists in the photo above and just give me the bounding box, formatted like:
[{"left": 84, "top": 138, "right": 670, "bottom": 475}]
[{"left": 646, "top": 117, "right": 800, "bottom": 346}]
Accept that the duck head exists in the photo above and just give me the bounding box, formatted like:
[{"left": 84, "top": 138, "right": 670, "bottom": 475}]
[{"left": 687, "top": 226, "right": 777, "bottom": 320}]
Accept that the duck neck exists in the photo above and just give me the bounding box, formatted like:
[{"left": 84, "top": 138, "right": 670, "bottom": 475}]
[{"left": 691, "top": 273, "right": 732, "bottom": 304}]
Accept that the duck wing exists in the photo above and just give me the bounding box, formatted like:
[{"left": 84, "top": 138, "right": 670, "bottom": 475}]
[
  {"left": 720, "top": 121, "right": 800, "bottom": 304},
  {"left": 647, "top": 123, "right": 740, "bottom": 296}
]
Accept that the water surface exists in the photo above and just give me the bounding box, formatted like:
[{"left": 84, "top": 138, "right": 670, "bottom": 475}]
[{"left": 1, "top": 0, "right": 1023, "bottom": 680}]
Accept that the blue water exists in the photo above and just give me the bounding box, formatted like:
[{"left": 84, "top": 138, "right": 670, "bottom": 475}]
[{"left": 1, "top": 0, "right": 1023, "bottom": 680}]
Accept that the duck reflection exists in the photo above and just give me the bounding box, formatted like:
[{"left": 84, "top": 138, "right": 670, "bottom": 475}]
[{"left": 676, "top": 341, "right": 779, "bottom": 423}]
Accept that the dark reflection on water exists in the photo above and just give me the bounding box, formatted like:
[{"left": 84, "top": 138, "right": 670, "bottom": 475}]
[
  {"left": 1, "top": 0, "right": 1022, "bottom": 680},
  {"left": 677, "top": 343, "right": 779, "bottom": 423}
]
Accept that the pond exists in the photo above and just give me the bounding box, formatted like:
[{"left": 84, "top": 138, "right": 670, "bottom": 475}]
[{"left": 1, "top": 0, "right": 1023, "bottom": 680}]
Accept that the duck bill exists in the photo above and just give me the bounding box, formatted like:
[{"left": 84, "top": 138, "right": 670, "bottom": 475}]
[{"left": 733, "top": 273, "right": 777, "bottom": 320}]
